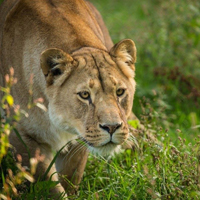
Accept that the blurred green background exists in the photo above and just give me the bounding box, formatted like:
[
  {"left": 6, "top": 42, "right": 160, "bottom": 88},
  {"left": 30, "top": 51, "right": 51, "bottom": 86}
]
[{"left": 91, "top": 0, "right": 200, "bottom": 142}]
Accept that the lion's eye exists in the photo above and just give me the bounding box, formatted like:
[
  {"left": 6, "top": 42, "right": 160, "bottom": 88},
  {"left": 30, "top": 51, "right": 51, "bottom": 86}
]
[
  {"left": 78, "top": 91, "right": 90, "bottom": 100},
  {"left": 116, "top": 88, "right": 125, "bottom": 97}
]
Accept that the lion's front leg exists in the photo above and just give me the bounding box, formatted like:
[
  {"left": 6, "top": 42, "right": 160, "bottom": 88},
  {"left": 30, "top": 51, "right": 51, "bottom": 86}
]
[{"left": 55, "top": 142, "right": 89, "bottom": 195}]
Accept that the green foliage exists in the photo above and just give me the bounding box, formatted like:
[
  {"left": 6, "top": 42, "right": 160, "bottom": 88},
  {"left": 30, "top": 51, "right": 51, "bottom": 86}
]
[
  {"left": 0, "top": 69, "right": 34, "bottom": 199},
  {"left": 128, "top": 119, "right": 140, "bottom": 129}
]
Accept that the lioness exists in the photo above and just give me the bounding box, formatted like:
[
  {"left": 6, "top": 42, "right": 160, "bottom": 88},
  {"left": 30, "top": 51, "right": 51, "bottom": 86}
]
[{"left": 0, "top": 0, "right": 136, "bottom": 198}]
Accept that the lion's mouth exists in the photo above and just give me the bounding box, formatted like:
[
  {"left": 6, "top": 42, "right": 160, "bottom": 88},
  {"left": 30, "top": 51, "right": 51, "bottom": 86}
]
[
  {"left": 101, "top": 141, "right": 115, "bottom": 147},
  {"left": 80, "top": 136, "right": 125, "bottom": 156},
  {"left": 87, "top": 141, "right": 121, "bottom": 156},
  {"left": 85, "top": 140, "right": 116, "bottom": 148},
  {"left": 81, "top": 136, "right": 126, "bottom": 148},
  {"left": 86, "top": 139, "right": 117, "bottom": 148}
]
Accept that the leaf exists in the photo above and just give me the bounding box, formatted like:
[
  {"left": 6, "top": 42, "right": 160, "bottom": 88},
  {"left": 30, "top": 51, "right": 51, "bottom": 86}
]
[
  {"left": 6, "top": 95, "right": 14, "bottom": 106},
  {"left": 128, "top": 119, "right": 140, "bottom": 129}
]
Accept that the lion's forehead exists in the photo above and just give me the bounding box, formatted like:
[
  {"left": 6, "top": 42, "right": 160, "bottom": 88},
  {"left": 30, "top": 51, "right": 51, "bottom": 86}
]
[
  {"left": 78, "top": 66, "right": 126, "bottom": 94},
  {"left": 75, "top": 52, "right": 127, "bottom": 91}
]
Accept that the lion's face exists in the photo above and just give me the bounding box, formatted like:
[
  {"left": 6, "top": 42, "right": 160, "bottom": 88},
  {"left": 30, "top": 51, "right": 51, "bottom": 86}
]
[{"left": 41, "top": 39, "right": 136, "bottom": 155}]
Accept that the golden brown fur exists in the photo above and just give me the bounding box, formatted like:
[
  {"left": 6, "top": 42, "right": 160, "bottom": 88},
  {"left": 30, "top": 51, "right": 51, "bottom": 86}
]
[{"left": 0, "top": 0, "right": 136, "bottom": 198}]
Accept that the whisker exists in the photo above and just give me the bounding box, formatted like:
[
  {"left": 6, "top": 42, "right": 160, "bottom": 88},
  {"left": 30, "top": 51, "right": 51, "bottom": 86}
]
[
  {"left": 80, "top": 137, "right": 93, "bottom": 147},
  {"left": 123, "top": 140, "right": 134, "bottom": 149},
  {"left": 68, "top": 144, "right": 86, "bottom": 161},
  {"left": 126, "top": 134, "right": 139, "bottom": 150},
  {"left": 60, "top": 139, "right": 85, "bottom": 162},
  {"left": 67, "top": 139, "right": 88, "bottom": 161}
]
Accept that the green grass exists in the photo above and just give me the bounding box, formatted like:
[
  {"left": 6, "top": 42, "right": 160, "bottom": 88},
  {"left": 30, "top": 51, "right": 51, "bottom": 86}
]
[
  {"left": 1, "top": 0, "right": 200, "bottom": 199},
  {"left": 76, "top": 132, "right": 200, "bottom": 200}
]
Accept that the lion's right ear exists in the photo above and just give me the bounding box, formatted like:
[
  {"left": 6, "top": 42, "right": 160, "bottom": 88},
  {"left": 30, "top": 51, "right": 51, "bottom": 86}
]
[{"left": 40, "top": 48, "right": 75, "bottom": 86}]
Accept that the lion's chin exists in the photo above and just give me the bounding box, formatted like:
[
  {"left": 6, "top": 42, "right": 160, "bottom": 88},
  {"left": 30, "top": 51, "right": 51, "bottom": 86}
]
[{"left": 88, "top": 143, "right": 122, "bottom": 156}]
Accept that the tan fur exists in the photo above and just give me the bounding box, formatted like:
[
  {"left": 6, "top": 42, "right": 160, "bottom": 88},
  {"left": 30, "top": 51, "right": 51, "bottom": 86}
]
[{"left": 0, "top": 0, "right": 136, "bottom": 198}]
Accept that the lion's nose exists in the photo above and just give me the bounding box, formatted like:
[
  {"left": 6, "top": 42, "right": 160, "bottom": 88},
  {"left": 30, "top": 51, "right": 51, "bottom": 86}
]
[{"left": 99, "top": 123, "right": 122, "bottom": 135}]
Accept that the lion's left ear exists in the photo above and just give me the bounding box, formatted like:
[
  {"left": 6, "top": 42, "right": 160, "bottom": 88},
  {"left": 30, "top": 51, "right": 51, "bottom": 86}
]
[{"left": 110, "top": 39, "right": 136, "bottom": 78}]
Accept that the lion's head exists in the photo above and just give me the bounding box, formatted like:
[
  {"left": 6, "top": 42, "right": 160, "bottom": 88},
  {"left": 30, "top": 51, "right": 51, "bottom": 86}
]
[{"left": 40, "top": 39, "right": 136, "bottom": 155}]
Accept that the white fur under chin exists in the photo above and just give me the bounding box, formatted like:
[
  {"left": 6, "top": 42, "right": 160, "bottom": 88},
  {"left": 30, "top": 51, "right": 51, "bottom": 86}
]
[{"left": 88, "top": 144, "right": 122, "bottom": 156}]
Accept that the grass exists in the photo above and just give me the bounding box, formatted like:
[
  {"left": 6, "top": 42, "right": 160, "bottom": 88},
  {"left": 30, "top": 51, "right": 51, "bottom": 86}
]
[
  {"left": 76, "top": 134, "right": 200, "bottom": 199},
  {"left": 1, "top": 0, "right": 200, "bottom": 199}
]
